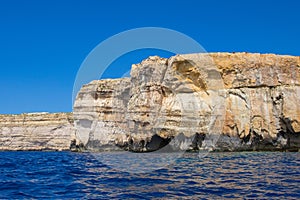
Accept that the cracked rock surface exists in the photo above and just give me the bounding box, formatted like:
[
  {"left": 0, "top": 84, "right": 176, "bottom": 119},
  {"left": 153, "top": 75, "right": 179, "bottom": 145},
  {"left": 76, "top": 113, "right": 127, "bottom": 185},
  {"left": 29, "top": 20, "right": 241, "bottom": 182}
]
[
  {"left": 1, "top": 53, "right": 300, "bottom": 152},
  {"left": 0, "top": 113, "right": 75, "bottom": 151},
  {"left": 74, "top": 53, "right": 300, "bottom": 152}
]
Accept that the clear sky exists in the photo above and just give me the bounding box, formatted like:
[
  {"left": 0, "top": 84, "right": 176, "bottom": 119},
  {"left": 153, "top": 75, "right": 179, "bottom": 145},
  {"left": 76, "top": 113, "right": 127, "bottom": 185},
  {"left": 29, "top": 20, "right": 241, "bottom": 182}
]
[{"left": 0, "top": 0, "right": 299, "bottom": 114}]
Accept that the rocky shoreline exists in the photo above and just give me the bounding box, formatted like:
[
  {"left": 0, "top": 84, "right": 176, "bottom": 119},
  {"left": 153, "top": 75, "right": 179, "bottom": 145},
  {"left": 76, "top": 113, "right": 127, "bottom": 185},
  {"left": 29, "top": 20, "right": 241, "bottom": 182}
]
[
  {"left": 1, "top": 53, "right": 300, "bottom": 152},
  {"left": 0, "top": 112, "right": 75, "bottom": 151}
]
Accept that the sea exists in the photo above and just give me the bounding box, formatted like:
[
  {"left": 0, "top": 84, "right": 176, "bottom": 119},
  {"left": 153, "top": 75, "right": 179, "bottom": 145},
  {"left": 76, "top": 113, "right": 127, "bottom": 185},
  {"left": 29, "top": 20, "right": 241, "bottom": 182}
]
[{"left": 0, "top": 151, "right": 299, "bottom": 199}]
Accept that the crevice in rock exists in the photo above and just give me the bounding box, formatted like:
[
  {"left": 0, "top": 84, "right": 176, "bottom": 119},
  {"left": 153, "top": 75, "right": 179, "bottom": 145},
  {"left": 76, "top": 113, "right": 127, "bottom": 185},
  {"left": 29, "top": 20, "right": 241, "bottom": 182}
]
[
  {"left": 190, "top": 132, "right": 206, "bottom": 151},
  {"left": 278, "top": 117, "right": 300, "bottom": 151},
  {"left": 228, "top": 89, "right": 249, "bottom": 108},
  {"left": 145, "top": 134, "right": 172, "bottom": 152}
]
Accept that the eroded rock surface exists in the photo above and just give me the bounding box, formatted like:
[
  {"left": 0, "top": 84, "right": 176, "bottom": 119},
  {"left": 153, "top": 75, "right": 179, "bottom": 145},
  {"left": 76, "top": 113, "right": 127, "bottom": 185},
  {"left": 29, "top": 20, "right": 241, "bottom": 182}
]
[
  {"left": 1, "top": 52, "right": 300, "bottom": 152},
  {"left": 74, "top": 53, "right": 300, "bottom": 152},
  {"left": 0, "top": 113, "right": 75, "bottom": 151}
]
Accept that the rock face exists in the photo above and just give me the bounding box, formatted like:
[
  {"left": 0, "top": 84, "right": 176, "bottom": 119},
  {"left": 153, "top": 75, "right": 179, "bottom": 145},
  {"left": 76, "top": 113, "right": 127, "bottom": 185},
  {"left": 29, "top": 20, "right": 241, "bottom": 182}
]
[
  {"left": 0, "top": 113, "right": 75, "bottom": 151},
  {"left": 1, "top": 52, "right": 300, "bottom": 152},
  {"left": 74, "top": 53, "right": 300, "bottom": 152}
]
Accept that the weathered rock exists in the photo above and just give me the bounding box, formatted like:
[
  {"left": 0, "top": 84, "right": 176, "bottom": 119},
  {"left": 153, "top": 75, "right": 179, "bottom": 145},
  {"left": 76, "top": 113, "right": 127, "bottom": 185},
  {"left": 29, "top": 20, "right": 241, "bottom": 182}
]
[
  {"left": 0, "top": 112, "right": 75, "bottom": 151},
  {"left": 1, "top": 52, "right": 300, "bottom": 152},
  {"left": 74, "top": 53, "right": 300, "bottom": 152},
  {"left": 73, "top": 78, "right": 131, "bottom": 151}
]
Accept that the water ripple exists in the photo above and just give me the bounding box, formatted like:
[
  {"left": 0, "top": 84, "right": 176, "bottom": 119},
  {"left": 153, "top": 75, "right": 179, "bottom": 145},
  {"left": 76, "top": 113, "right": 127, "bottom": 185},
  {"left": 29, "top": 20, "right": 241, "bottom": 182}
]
[{"left": 0, "top": 151, "right": 299, "bottom": 199}]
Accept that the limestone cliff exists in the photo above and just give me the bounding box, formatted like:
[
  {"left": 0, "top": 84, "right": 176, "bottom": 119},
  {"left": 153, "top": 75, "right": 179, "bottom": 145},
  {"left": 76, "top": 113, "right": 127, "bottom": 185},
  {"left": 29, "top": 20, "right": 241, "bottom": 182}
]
[
  {"left": 0, "top": 113, "right": 75, "bottom": 151},
  {"left": 74, "top": 53, "right": 300, "bottom": 152},
  {"left": 1, "top": 53, "right": 300, "bottom": 152}
]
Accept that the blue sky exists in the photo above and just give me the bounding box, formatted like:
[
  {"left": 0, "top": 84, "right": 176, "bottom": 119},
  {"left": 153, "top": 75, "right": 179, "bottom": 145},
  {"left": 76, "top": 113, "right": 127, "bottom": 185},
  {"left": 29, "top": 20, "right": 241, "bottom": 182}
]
[{"left": 0, "top": 0, "right": 299, "bottom": 114}]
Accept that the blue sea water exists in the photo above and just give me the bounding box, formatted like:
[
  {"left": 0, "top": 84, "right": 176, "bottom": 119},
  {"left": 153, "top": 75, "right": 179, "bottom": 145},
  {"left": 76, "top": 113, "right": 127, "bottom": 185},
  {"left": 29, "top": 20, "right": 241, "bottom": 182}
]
[{"left": 0, "top": 151, "right": 299, "bottom": 199}]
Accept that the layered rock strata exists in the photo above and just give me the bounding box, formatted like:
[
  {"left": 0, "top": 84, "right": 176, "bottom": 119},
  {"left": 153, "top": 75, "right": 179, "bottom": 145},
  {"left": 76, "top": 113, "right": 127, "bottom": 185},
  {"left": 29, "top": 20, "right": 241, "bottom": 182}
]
[
  {"left": 1, "top": 53, "right": 299, "bottom": 152},
  {"left": 0, "top": 113, "right": 75, "bottom": 151},
  {"left": 74, "top": 53, "right": 300, "bottom": 152}
]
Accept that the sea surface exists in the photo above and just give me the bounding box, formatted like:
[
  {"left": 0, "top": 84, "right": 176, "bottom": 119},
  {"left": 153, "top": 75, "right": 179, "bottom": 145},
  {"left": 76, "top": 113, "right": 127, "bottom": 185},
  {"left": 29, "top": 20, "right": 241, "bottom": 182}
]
[{"left": 0, "top": 151, "right": 299, "bottom": 199}]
